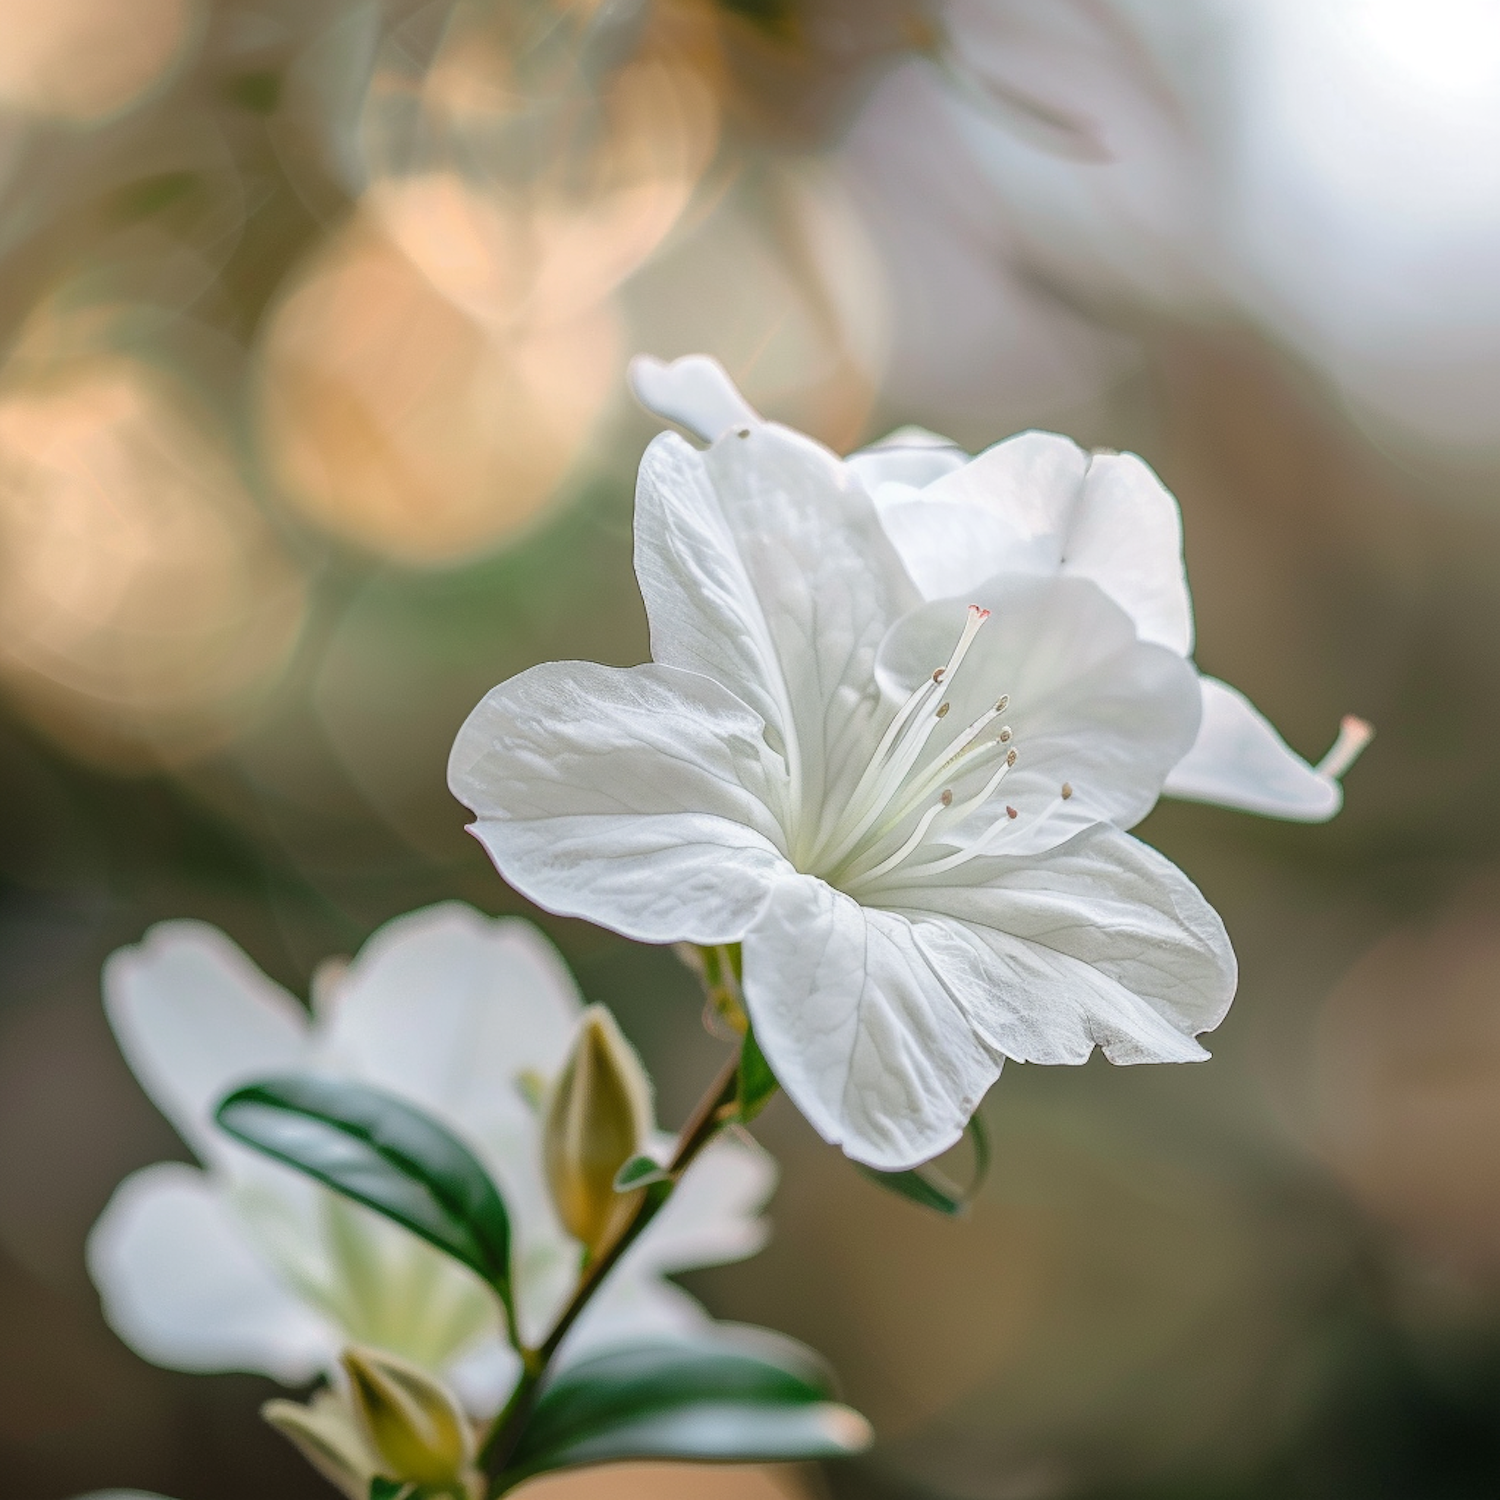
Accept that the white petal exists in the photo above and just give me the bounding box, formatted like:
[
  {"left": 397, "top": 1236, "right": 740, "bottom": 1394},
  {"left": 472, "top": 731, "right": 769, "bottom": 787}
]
[
  {"left": 87, "top": 1163, "right": 335, "bottom": 1381},
  {"left": 873, "top": 576, "right": 1200, "bottom": 860},
  {"left": 1068, "top": 452, "right": 1193, "bottom": 654},
  {"left": 876, "top": 434, "right": 1194, "bottom": 655},
  {"left": 449, "top": 660, "right": 790, "bottom": 944},
  {"left": 623, "top": 1129, "right": 776, "bottom": 1276},
  {"left": 881, "top": 824, "right": 1237, "bottom": 1068},
  {"left": 444, "top": 1335, "right": 523, "bottom": 1420},
  {"left": 1163, "top": 677, "right": 1344, "bottom": 821},
  {"left": 741, "top": 872, "right": 1004, "bottom": 1171},
  {"left": 847, "top": 426, "right": 970, "bottom": 500},
  {"left": 326, "top": 903, "right": 579, "bottom": 1151},
  {"left": 871, "top": 429, "right": 1088, "bottom": 599},
  {"left": 103, "top": 922, "right": 312, "bottom": 1165},
  {"left": 910, "top": 429, "right": 1090, "bottom": 578},
  {"left": 876, "top": 493, "right": 1035, "bottom": 600},
  {"left": 634, "top": 426, "right": 922, "bottom": 827},
  {"left": 627, "top": 353, "right": 761, "bottom": 444}
]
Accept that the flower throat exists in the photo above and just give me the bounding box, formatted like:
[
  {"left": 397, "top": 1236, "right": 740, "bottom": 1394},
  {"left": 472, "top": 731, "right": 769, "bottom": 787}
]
[{"left": 804, "top": 605, "right": 1034, "bottom": 894}]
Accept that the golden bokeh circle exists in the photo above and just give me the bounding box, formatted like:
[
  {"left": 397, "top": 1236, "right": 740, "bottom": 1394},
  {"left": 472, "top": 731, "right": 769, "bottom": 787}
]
[
  {"left": 0, "top": 351, "right": 307, "bottom": 768},
  {"left": 256, "top": 203, "right": 622, "bottom": 567},
  {"left": 0, "top": 0, "right": 199, "bottom": 124}
]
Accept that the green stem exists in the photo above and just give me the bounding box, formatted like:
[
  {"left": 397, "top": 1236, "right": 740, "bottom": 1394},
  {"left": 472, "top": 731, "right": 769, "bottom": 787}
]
[
  {"left": 697, "top": 942, "right": 748, "bottom": 1035},
  {"left": 480, "top": 1045, "right": 743, "bottom": 1487}
]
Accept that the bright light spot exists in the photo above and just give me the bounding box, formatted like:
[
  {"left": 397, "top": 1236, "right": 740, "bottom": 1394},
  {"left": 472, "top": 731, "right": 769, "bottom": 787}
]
[
  {"left": 0, "top": 0, "right": 199, "bottom": 124},
  {"left": 1345, "top": 0, "right": 1500, "bottom": 104}
]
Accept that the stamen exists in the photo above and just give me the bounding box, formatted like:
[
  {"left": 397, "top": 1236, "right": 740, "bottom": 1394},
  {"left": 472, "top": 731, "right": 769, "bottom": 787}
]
[
  {"left": 811, "top": 604, "right": 1030, "bottom": 885},
  {"left": 819, "top": 611, "right": 996, "bottom": 870},
  {"left": 1006, "top": 806, "right": 1017, "bottom": 819},
  {"left": 847, "top": 793, "right": 956, "bottom": 885},
  {"left": 1316, "top": 716, "right": 1373, "bottom": 781},
  {"left": 890, "top": 699, "right": 1011, "bottom": 814},
  {"left": 904, "top": 789, "right": 1071, "bottom": 882},
  {"left": 1061, "top": 781, "right": 1072, "bottom": 799},
  {"left": 921, "top": 745, "right": 1018, "bottom": 830},
  {"left": 847, "top": 665, "right": 945, "bottom": 806}
]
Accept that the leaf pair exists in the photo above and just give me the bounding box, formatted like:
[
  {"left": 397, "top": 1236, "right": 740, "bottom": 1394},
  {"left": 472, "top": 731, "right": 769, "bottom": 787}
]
[{"left": 215, "top": 1072, "right": 874, "bottom": 1492}]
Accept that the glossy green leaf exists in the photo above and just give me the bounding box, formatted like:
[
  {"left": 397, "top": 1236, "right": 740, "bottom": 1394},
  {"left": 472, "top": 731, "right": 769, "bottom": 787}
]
[
  {"left": 216, "top": 1075, "right": 512, "bottom": 1302},
  {"left": 736, "top": 1024, "right": 777, "bottom": 1123},
  {"left": 369, "top": 1479, "right": 415, "bottom": 1500},
  {"left": 856, "top": 1114, "right": 991, "bottom": 1217},
  {"left": 613, "top": 1153, "right": 670, "bottom": 1191},
  {"left": 497, "top": 1337, "right": 872, "bottom": 1488}
]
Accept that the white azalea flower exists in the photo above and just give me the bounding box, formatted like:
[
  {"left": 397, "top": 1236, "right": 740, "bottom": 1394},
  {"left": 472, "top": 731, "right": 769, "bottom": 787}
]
[
  {"left": 631, "top": 354, "right": 1371, "bottom": 823},
  {"left": 449, "top": 365, "right": 1238, "bottom": 1172},
  {"left": 87, "top": 903, "right": 774, "bottom": 1415}
]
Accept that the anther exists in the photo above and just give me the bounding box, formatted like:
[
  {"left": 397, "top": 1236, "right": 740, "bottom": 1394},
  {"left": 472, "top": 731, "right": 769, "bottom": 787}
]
[
  {"left": 1006, "top": 748, "right": 1017, "bottom": 766},
  {"left": 736, "top": 428, "right": 751, "bottom": 438},
  {"left": 996, "top": 695, "right": 1008, "bottom": 712},
  {"left": 940, "top": 789, "right": 953, "bottom": 806},
  {"left": 932, "top": 669, "right": 944, "bottom": 683},
  {"left": 1006, "top": 806, "right": 1018, "bottom": 820},
  {"left": 1061, "top": 782, "right": 1073, "bottom": 799},
  {"left": 935, "top": 702, "right": 950, "bottom": 719},
  {"left": 998, "top": 727, "right": 1011, "bottom": 743}
]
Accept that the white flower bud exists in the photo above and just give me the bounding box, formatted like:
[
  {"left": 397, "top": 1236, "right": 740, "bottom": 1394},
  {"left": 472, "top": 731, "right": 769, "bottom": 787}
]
[
  {"left": 543, "top": 1004, "right": 654, "bottom": 1253},
  {"left": 263, "top": 1388, "right": 378, "bottom": 1500}
]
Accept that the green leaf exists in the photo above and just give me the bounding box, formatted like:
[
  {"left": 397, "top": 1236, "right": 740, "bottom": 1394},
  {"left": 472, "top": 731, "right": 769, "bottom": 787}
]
[
  {"left": 613, "top": 1154, "right": 670, "bottom": 1191},
  {"left": 496, "top": 1337, "right": 872, "bottom": 1488},
  {"left": 736, "top": 1024, "right": 778, "bottom": 1123},
  {"left": 855, "top": 1114, "right": 992, "bottom": 1217},
  {"left": 855, "top": 1164, "right": 964, "bottom": 1214},
  {"left": 216, "top": 1076, "right": 512, "bottom": 1302},
  {"left": 369, "top": 1479, "right": 415, "bottom": 1500},
  {"left": 967, "top": 1110, "right": 992, "bottom": 1188}
]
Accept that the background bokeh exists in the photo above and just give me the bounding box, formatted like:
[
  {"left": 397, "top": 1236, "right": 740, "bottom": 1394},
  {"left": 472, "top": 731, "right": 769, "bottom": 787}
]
[{"left": 5, "top": 2, "right": 1500, "bottom": 1497}]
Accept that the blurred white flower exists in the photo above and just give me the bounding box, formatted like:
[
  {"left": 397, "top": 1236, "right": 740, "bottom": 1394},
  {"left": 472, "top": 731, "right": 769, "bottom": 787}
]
[
  {"left": 88, "top": 903, "right": 774, "bottom": 1415},
  {"left": 633, "top": 354, "right": 1370, "bottom": 822},
  {"left": 870, "top": 0, "right": 1500, "bottom": 461},
  {"left": 449, "top": 368, "right": 1236, "bottom": 1173}
]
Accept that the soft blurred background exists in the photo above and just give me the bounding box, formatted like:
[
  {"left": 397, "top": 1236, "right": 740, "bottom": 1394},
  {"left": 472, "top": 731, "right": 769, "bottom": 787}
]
[{"left": 4, "top": 0, "right": 1500, "bottom": 1496}]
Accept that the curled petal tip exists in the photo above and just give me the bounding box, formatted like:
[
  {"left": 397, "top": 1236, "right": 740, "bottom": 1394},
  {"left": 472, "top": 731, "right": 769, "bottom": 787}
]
[
  {"left": 1316, "top": 715, "right": 1374, "bottom": 781},
  {"left": 627, "top": 352, "right": 760, "bottom": 444}
]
